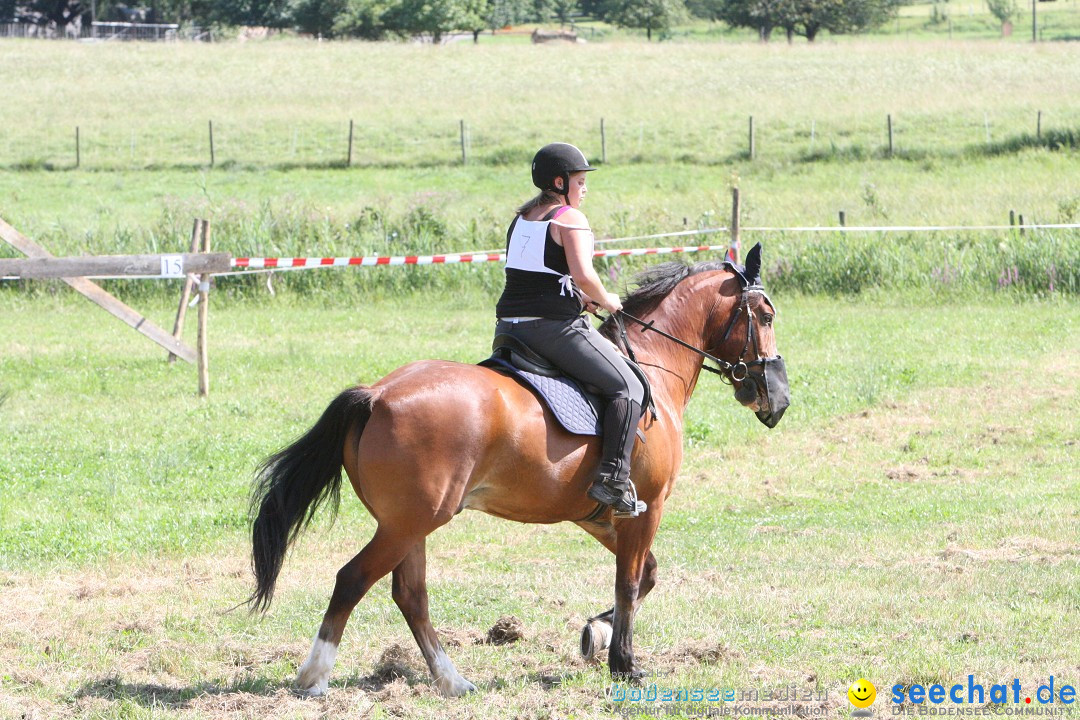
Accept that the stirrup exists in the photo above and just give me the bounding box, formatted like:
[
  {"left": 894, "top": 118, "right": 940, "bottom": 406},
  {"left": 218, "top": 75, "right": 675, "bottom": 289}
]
[
  {"left": 614, "top": 479, "right": 648, "bottom": 519},
  {"left": 588, "top": 476, "right": 647, "bottom": 519}
]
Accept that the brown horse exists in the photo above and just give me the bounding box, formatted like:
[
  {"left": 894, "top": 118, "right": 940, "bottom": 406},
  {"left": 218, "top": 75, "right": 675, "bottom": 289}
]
[{"left": 248, "top": 244, "right": 788, "bottom": 697}]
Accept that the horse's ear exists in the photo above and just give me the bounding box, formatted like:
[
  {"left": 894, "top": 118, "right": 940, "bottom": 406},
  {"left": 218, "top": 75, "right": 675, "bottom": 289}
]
[{"left": 745, "top": 242, "right": 763, "bottom": 284}]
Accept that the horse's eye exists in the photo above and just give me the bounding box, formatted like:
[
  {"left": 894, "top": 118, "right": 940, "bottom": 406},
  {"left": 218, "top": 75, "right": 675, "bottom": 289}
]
[{"left": 762, "top": 313, "right": 774, "bottom": 325}]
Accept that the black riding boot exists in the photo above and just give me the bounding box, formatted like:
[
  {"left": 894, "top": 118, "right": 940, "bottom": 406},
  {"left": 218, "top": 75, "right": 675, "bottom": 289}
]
[{"left": 587, "top": 398, "right": 646, "bottom": 517}]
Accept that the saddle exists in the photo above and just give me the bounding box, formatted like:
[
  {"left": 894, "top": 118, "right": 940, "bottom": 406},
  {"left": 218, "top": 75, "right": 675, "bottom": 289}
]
[{"left": 479, "top": 333, "right": 653, "bottom": 438}]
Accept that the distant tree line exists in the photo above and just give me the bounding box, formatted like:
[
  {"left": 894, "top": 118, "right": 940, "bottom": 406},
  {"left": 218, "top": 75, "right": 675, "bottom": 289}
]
[{"left": 2, "top": 0, "right": 902, "bottom": 42}]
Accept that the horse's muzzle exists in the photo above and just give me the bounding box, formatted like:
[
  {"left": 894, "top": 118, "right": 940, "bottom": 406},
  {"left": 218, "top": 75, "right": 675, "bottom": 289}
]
[{"left": 752, "top": 356, "right": 789, "bottom": 428}]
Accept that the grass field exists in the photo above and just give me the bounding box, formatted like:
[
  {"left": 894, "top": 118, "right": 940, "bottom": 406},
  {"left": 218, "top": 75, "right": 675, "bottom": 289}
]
[
  {"left": 1, "top": 291, "right": 1077, "bottom": 719},
  {"left": 1, "top": 28, "right": 1078, "bottom": 720}
]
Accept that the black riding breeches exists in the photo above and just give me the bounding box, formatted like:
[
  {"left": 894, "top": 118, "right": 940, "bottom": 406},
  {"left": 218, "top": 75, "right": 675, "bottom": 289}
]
[{"left": 494, "top": 315, "right": 645, "bottom": 482}]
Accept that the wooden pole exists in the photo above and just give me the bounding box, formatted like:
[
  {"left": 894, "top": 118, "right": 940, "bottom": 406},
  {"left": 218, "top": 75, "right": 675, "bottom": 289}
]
[
  {"left": 1032, "top": 0, "right": 1037, "bottom": 42},
  {"left": 76, "top": 126, "right": 81, "bottom": 169},
  {"left": 1009, "top": 209, "right": 1016, "bottom": 228},
  {"left": 887, "top": 114, "right": 894, "bottom": 157},
  {"left": 601, "top": 118, "right": 607, "bottom": 164},
  {"left": 197, "top": 220, "right": 211, "bottom": 397},
  {"left": 208, "top": 120, "right": 215, "bottom": 167},
  {"left": 1018, "top": 214, "right": 1025, "bottom": 236},
  {"left": 347, "top": 119, "right": 354, "bottom": 167},
  {"left": 748, "top": 115, "right": 755, "bottom": 160},
  {"left": 0, "top": 252, "right": 230, "bottom": 278},
  {"left": 730, "top": 187, "right": 741, "bottom": 263},
  {"left": 168, "top": 219, "right": 202, "bottom": 364},
  {"left": 0, "top": 217, "right": 197, "bottom": 363},
  {"left": 839, "top": 210, "right": 846, "bottom": 227},
  {"left": 460, "top": 120, "right": 467, "bottom": 165},
  {"left": 1037, "top": 110, "right": 1042, "bottom": 140}
]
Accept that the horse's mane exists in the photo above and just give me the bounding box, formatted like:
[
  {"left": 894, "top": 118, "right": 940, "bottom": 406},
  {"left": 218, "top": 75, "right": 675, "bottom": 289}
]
[{"left": 598, "top": 260, "right": 730, "bottom": 342}]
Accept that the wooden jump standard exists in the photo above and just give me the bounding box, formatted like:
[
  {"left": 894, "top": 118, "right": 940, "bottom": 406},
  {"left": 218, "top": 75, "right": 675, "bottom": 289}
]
[{"left": 0, "top": 216, "right": 229, "bottom": 396}]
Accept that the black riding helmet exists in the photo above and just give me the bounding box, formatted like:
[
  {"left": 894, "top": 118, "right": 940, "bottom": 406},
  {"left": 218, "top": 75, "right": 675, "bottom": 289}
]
[{"left": 531, "top": 143, "right": 596, "bottom": 200}]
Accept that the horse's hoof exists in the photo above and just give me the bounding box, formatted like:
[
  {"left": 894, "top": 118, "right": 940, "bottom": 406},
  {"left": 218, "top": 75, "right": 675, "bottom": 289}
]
[
  {"left": 296, "top": 681, "right": 329, "bottom": 697},
  {"left": 580, "top": 620, "right": 613, "bottom": 661},
  {"left": 435, "top": 676, "right": 478, "bottom": 697}
]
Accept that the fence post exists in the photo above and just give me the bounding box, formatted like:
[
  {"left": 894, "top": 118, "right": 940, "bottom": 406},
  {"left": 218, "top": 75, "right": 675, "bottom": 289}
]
[
  {"left": 460, "top": 120, "right": 467, "bottom": 165},
  {"left": 601, "top": 117, "right": 607, "bottom": 164},
  {"left": 839, "top": 210, "right": 846, "bottom": 227},
  {"left": 887, "top": 114, "right": 894, "bottom": 157},
  {"left": 169, "top": 219, "right": 202, "bottom": 364},
  {"left": 1037, "top": 110, "right": 1042, "bottom": 141},
  {"left": 208, "top": 120, "right": 215, "bottom": 167},
  {"left": 197, "top": 220, "right": 211, "bottom": 397},
  {"left": 748, "top": 115, "right": 755, "bottom": 160},
  {"left": 75, "top": 126, "right": 81, "bottom": 169},
  {"left": 730, "top": 187, "right": 741, "bottom": 264},
  {"left": 348, "top": 119, "right": 354, "bottom": 167}
]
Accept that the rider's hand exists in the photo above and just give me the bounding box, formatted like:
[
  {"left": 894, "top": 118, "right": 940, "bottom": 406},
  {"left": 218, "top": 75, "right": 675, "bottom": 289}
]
[{"left": 601, "top": 292, "right": 623, "bottom": 314}]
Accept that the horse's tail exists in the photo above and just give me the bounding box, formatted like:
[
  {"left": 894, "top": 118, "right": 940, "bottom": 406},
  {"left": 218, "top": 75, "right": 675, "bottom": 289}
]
[{"left": 248, "top": 386, "right": 375, "bottom": 613}]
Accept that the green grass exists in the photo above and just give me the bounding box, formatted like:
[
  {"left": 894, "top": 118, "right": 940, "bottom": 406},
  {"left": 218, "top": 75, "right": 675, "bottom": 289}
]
[
  {"left": 2, "top": 40, "right": 1078, "bottom": 306},
  {"left": 2, "top": 40, "right": 1079, "bottom": 172},
  {"left": 0, "top": 291, "right": 1077, "bottom": 718}
]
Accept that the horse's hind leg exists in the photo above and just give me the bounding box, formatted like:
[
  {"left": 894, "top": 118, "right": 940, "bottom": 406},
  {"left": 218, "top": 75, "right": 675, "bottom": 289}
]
[
  {"left": 392, "top": 538, "right": 476, "bottom": 697},
  {"left": 296, "top": 526, "right": 417, "bottom": 695}
]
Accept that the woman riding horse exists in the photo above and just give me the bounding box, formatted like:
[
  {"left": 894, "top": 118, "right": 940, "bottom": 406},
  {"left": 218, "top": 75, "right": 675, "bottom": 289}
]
[
  {"left": 248, "top": 193, "right": 789, "bottom": 697},
  {"left": 496, "top": 142, "right": 646, "bottom": 517}
]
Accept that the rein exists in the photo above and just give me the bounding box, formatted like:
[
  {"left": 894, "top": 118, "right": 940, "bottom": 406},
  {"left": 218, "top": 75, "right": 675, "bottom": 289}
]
[{"left": 611, "top": 285, "right": 769, "bottom": 385}]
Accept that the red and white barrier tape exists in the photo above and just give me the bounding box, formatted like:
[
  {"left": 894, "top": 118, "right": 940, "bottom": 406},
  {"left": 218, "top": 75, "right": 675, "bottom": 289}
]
[{"left": 228, "top": 244, "right": 734, "bottom": 272}]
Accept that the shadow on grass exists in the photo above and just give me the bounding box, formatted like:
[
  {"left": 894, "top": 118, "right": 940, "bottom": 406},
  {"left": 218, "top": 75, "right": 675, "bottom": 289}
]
[{"left": 74, "top": 670, "right": 421, "bottom": 709}]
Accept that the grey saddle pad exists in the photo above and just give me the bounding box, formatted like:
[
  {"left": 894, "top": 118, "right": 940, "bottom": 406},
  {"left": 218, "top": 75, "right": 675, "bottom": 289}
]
[{"left": 479, "top": 357, "right": 603, "bottom": 436}]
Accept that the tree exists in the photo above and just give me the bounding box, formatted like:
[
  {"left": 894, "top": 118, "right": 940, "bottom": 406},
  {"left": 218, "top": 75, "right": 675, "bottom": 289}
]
[
  {"left": 821, "top": 0, "right": 900, "bottom": 36},
  {"left": 11, "top": 0, "right": 87, "bottom": 30},
  {"left": 383, "top": 0, "right": 471, "bottom": 42},
  {"left": 604, "top": 0, "right": 686, "bottom": 40},
  {"left": 708, "top": 0, "right": 898, "bottom": 41},
  {"left": 985, "top": 0, "right": 1018, "bottom": 31},
  {"left": 293, "top": 0, "right": 349, "bottom": 36},
  {"left": 548, "top": 0, "right": 579, "bottom": 26},
  {"left": 707, "top": 0, "right": 787, "bottom": 40},
  {"left": 487, "top": 0, "right": 532, "bottom": 28},
  {"left": 189, "top": 0, "right": 292, "bottom": 28},
  {"left": 332, "top": 0, "right": 393, "bottom": 38}
]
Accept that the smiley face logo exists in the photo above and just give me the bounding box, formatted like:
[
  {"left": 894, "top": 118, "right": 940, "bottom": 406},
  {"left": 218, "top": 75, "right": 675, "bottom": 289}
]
[{"left": 848, "top": 678, "right": 877, "bottom": 709}]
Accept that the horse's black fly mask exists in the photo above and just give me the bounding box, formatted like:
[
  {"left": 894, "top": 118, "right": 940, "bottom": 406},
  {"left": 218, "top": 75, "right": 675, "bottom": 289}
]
[{"left": 615, "top": 243, "right": 789, "bottom": 428}]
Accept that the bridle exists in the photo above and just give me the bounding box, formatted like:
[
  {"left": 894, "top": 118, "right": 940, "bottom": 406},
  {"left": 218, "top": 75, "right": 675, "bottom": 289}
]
[
  {"left": 612, "top": 283, "right": 775, "bottom": 386},
  {"left": 607, "top": 278, "right": 789, "bottom": 428}
]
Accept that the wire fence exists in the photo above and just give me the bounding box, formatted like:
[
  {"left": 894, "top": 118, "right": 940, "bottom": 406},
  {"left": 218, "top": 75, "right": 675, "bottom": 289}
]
[
  {"left": 4, "top": 109, "right": 1078, "bottom": 171},
  {"left": 0, "top": 21, "right": 211, "bottom": 41}
]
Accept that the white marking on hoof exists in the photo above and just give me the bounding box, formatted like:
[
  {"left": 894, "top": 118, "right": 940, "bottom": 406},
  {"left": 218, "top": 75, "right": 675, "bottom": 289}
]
[
  {"left": 432, "top": 649, "right": 476, "bottom": 697},
  {"left": 580, "top": 619, "right": 613, "bottom": 661},
  {"left": 296, "top": 636, "right": 337, "bottom": 696}
]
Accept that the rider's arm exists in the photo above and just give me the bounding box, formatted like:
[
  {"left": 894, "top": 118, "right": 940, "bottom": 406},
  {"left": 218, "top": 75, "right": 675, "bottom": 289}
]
[{"left": 557, "top": 209, "right": 623, "bottom": 314}]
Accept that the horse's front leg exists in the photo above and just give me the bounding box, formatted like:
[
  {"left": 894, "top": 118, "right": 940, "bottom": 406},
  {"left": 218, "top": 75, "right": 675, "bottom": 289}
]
[
  {"left": 580, "top": 549, "right": 658, "bottom": 660},
  {"left": 609, "top": 509, "right": 663, "bottom": 679}
]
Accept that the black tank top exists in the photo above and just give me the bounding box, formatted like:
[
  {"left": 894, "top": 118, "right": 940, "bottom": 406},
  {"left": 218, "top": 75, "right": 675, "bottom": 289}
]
[{"left": 495, "top": 206, "right": 584, "bottom": 320}]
